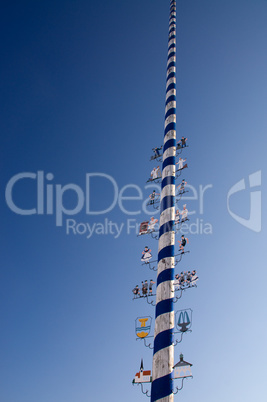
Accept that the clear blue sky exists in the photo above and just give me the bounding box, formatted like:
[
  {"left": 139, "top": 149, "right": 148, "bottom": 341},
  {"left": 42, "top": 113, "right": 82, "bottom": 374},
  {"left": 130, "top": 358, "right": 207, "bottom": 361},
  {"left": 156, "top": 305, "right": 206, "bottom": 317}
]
[{"left": 1, "top": 0, "right": 267, "bottom": 401}]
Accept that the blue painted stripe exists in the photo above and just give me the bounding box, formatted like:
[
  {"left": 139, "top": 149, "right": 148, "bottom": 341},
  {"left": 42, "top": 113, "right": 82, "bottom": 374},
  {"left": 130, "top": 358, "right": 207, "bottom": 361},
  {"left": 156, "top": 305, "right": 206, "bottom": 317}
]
[
  {"left": 151, "top": 373, "right": 173, "bottom": 402},
  {"left": 156, "top": 298, "right": 173, "bottom": 318},
  {"left": 165, "top": 107, "right": 176, "bottom": 120},
  {"left": 168, "top": 34, "right": 176, "bottom": 41},
  {"left": 165, "top": 94, "right": 176, "bottom": 105},
  {"left": 165, "top": 108, "right": 176, "bottom": 121},
  {"left": 164, "top": 122, "right": 176, "bottom": 136},
  {"left": 159, "top": 220, "right": 174, "bottom": 238},
  {"left": 167, "top": 62, "right": 176, "bottom": 71},
  {"left": 169, "top": 27, "right": 175, "bottom": 34},
  {"left": 167, "top": 61, "right": 176, "bottom": 70},
  {"left": 166, "top": 75, "right": 175, "bottom": 85},
  {"left": 168, "top": 38, "right": 176, "bottom": 48},
  {"left": 168, "top": 41, "right": 176, "bottom": 50},
  {"left": 166, "top": 82, "right": 176, "bottom": 92},
  {"left": 160, "top": 196, "right": 175, "bottom": 213},
  {"left": 153, "top": 328, "right": 173, "bottom": 355},
  {"left": 158, "top": 245, "right": 175, "bottom": 262},
  {"left": 166, "top": 66, "right": 175, "bottom": 76},
  {"left": 168, "top": 51, "right": 175, "bottom": 60},
  {"left": 157, "top": 268, "right": 174, "bottom": 286},
  {"left": 168, "top": 47, "right": 176, "bottom": 55},
  {"left": 161, "top": 195, "right": 175, "bottom": 210},
  {"left": 168, "top": 45, "right": 175, "bottom": 53},
  {"left": 162, "top": 156, "right": 175, "bottom": 170},
  {"left": 163, "top": 138, "right": 176, "bottom": 152},
  {"left": 159, "top": 220, "right": 174, "bottom": 237},
  {"left": 161, "top": 175, "right": 175, "bottom": 188}
]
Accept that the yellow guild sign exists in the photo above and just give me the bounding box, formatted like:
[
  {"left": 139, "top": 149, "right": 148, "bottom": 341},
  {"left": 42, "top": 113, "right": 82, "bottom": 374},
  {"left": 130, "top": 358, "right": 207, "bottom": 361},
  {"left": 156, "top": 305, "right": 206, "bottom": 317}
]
[{"left": 135, "top": 316, "right": 152, "bottom": 338}]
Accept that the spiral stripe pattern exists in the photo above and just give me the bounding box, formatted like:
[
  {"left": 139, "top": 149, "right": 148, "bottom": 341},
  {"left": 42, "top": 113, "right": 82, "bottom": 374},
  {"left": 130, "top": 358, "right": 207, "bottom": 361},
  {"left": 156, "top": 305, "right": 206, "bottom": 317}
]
[{"left": 151, "top": 1, "right": 176, "bottom": 401}]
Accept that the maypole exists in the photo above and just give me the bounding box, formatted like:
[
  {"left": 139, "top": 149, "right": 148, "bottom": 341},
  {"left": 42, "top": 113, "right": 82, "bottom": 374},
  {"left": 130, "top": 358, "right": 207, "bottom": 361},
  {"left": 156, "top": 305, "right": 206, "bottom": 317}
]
[
  {"left": 151, "top": 1, "right": 177, "bottom": 400},
  {"left": 132, "top": 0, "right": 196, "bottom": 400}
]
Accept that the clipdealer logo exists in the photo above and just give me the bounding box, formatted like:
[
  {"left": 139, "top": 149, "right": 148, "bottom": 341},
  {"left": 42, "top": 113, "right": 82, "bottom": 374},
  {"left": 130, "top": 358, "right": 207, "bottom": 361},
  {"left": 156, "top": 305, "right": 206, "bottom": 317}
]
[
  {"left": 4, "top": 171, "right": 214, "bottom": 238},
  {"left": 5, "top": 172, "right": 143, "bottom": 226},
  {"left": 227, "top": 170, "right": 261, "bottom": 232},
  {"left": 5, "top": 170, "right": 262, "bottom": 236}
]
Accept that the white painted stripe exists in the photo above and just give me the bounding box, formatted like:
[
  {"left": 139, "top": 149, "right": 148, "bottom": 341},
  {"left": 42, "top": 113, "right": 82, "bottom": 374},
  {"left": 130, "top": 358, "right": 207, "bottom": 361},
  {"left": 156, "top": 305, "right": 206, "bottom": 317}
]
[
  {"left": 165, "top": 88, "right": 175, "bottom": 102},
  {"left": 152, "top": 346, "right": 174, "bottom": 381},
  {"left": 166, "top": 78, "right": 175, "bottom": 90},
  {"left": 159, "top": 209, "right": 175, "bottom": 230},
  {"left": 162, "top": 164, "right": 175, "bottom": 180},
  {"left": 166, "top": 66, "right": 175, "bottom": 78},
  {"left": 164, "top": 114, "right": 176, "bottom": 129},
  {"left": 165, "top": 100, "right": 176, "bottom": 115},
  {"left": 161, "top": 166, "right": 175, "bottom": 184},
  {"left": 155, "top": 395, "right": 174, "bottom": 402},
  {"left": 167, "top": 56, "right": 176, "bottom": 66},
  {"left": 158, "top": 231, "right": 175, "bottom": 251},
  {"left": 154, "top": 312, "right": 174, "bottom": 338},
  {"left": 161, "top": 169, "right": 174, "bottom": 184},
  {"left": 156, "top": 257, "right": 175, "bottom": 276},
  {"left": 168, "top": 38, "right": 176, "bottom": 48},
  {"left": 164, "top": 130, "right": 176, "bottom": 142},
  {"left": 166, "top": 74, "right": 175, "bottom": 87},
  {"left": 163, "top": 146, "right": 176, "bottom": 162},
  {"left": 161, "top": 183, "right": 175, "bottom": 199},
  {"left": 156, "top": 281, "right": 174, "bottom": 305},
  {"left": 168, "top": 47, "right": 175, "bottom": 57}
]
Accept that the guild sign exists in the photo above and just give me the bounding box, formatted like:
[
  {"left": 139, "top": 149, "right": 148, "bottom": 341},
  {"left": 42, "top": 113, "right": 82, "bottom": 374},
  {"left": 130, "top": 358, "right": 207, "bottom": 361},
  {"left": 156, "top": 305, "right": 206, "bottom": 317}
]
[
  {"left": 176, "top": 309, "right": 192, "bottom": 333},
  {"left": 139, "top": 221, "right": 149, "bottom": 235},
  {"left": 135, "top": 316, "right": 152, "bottom": 339},
  {"left": 173, "top": 354, "right": 193, "bottom": 379}
]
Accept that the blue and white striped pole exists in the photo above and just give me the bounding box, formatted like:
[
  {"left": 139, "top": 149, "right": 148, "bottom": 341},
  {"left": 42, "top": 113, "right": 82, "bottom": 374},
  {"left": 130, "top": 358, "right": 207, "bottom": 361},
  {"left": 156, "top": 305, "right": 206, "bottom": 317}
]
[{"left": 151, "top": 1, "right": 177, "bottom": 401}]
